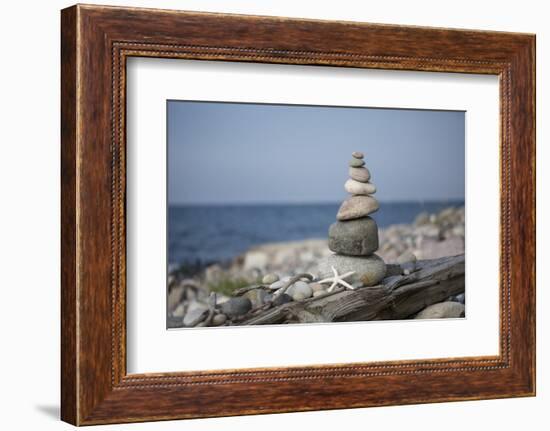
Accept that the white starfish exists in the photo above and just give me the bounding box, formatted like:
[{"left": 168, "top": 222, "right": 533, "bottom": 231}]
[{"left": 318, "top": 266, "right": 356, "bottom": 292}]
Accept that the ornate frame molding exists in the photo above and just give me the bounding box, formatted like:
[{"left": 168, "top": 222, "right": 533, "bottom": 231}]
[{"left": 61, "top": 5, "right": 535, "bottom": 425}]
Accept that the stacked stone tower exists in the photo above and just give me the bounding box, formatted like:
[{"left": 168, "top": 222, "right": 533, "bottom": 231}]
[{"left": 318, "top": 151, "right": 386, "bottom": 286}]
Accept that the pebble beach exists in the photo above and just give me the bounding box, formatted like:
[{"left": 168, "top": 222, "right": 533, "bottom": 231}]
[{"left": 167, "top": 152, "right": 465, "bottom": 328}]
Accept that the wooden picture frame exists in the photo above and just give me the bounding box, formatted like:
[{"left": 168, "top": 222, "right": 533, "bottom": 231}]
[{"left": 61, "top": 4, "right": 535, "bottom": 425}]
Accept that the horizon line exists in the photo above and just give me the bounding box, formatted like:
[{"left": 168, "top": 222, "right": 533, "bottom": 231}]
[{"left": 168, "top": 199, "right": 465, "bottom": 207}]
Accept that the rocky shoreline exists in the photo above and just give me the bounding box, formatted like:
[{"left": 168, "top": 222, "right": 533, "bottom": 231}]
[{"left": 167, "top": 205, "right": 465, "bottom": 328}]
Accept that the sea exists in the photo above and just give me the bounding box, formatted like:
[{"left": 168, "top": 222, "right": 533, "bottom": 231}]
[{"left": 168, "top": 201, "right": 464, "bottom": 267}]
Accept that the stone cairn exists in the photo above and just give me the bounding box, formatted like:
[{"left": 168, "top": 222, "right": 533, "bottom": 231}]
[{"left": 318, "top": 151, "right": 387, "bottom": 286}]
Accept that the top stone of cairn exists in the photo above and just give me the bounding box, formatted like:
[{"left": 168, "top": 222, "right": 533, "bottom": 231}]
[{"left": 352, "top": 151, "right": 364, "bottom": 159}]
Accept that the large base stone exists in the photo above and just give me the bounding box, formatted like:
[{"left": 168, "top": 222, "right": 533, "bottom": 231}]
[
  {"left": 328, "top": 217, "right": 379, "bottom": 255},
  {"left": 317, "top": 253, "right": 387, "bottom": 286}
]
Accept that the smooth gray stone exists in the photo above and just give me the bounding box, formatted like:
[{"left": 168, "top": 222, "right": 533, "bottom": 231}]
[
  {"left": 268, "top": 280, "right": 286, "bottom": 290},
  {"left": 349, "top": 158, "right": 365, "bottom": 167},
  {"left": 337, "top": 195, "right": 379, "bottom": 221},
  {"left": 220, "top": 297, "right": 252, "bottom": 317},
  {"left": 415, "top": 301, "right": 465, "bottom": 319},
  {"left": 272, "top": 293, "right": 293, "bottom": 306},
  {"left": 287, "top": 281, "right": 313, "bottom": 300},
  {"left": 352, "top": 151, "right": 364, "bottom": 159},
  {"left": 183, "top": 307, "right": 208, "bottom": 326},
  {"left": 212, "top": 313, "right": 227, "bottom": 326},
  {"left": 348, "top": 166, "right": 371, "bottom": 182},
  {"left": 317, "top": 253, "right": 386, "bottom": 286},
  {"left": 328, "top": 217, "right": 379, "bottom": 256}
]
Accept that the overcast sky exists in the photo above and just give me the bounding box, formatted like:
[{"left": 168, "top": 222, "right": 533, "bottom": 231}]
[{"left": 168, "top": 101, "right": 464, "bottom": 205}]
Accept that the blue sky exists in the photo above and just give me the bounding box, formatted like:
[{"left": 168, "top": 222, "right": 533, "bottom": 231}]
[{"left": 168, "top": 101, "right": 465, "bottom": 205}]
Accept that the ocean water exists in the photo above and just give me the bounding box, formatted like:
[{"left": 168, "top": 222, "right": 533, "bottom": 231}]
[{"left": 168, "top": 201, "right": 464, "bottom": 266}]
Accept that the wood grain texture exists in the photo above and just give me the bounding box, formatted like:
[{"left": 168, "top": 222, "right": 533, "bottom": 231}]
[
  {"left": 60, "top": 4, "right": 536, "bottom": 425},
  {"left": 60, "top": 6, "right": 78, "bottom": 425}
]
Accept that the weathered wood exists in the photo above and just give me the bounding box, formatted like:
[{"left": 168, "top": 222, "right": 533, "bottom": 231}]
[{"left": 240, "top": 255, "right": 465, "bottom": 325}]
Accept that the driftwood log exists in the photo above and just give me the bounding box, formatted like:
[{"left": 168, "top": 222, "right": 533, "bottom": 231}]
[{"left": 236, "top": 254, "right": 465, "bottom": 325}]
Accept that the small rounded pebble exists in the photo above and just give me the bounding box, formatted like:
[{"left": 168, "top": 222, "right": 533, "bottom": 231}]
[
  {"left": 396, "top": 250, "right": 417, "bottom": 265},
  {"left": 269, "top": 280, "right": 286, "bottom": 290},
  {"left": 313, "top": 290, "right": 327, "bottom": 297},
  {"left": 349, "top": 158, "right": 365, "bottom": 167},
  {"left": 212, "top": 313, "right": 227, "bottom": 326},
  {"left": 352, "top": 151, "right": 364, "bottom": 159},
  {"left": 415, "top": 302, "right": 465, "bottom": 319},
  {"left": 287, "top": 281, "right": 313, "bottom": 300},
  {"left": 220, "top": 297, "right": 252, "bottom": 317},
  {"left": 262, "top": 273, "right": 279, "bottom": 284},
  {"left": 272, "top": 293, "right": 293, "bottom": 306}
]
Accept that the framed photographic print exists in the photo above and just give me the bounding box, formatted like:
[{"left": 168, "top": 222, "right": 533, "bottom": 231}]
[{"left": 61, "top": 4, "right": 535, "bottom": 425}]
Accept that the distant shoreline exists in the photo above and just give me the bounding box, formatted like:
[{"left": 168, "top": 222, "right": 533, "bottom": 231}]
[
  {"left": 169, "top": 204, "right": 465, "bottom": 271},
  {"left": 168, "top": 199, "right": 465, "bottom": 208}
]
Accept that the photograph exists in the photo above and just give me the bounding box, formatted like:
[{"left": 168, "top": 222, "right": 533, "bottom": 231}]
[{"left": 166, "top": 100, "right": 466, "bottom": 328}]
